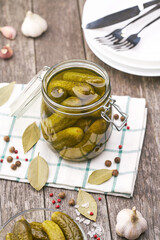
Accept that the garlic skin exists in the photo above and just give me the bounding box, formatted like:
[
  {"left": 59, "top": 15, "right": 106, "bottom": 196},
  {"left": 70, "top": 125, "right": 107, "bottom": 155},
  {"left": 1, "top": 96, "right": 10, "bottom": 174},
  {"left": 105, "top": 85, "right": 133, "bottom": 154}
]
[
  {"left": 0, "top": 26, "right": 16, "bottom": 39},
  {"left": 116, "top": 207, "right": 147, "bottom": 240},
  {"left": 21, "top": 11, "right": 47, "bottom": 38},
  {"left": 0, "top": 44, "right": 13, "bottom": 59}
]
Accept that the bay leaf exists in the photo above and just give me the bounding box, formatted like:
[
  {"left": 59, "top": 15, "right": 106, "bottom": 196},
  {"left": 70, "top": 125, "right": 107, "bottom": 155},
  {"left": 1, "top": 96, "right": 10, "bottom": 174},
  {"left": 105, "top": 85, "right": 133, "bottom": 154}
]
[
  {"left": 77, "top": 190, "right": 97, "bottom": 221},
  {"left": 88, "top": 169, "right": 113, "bottom": 185},
  {"left": 0, "top": 81, "right": 15, "bottom": 107},
  {"left": 28, "top": 153, "right": 49, "bottom": 191},
  {"left": 22, "top": 122, "right": 40, "bottom": 153}
]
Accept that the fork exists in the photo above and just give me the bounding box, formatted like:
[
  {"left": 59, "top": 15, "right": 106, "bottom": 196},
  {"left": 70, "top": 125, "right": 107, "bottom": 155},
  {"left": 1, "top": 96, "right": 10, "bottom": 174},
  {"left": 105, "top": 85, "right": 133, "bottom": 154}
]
[
  {"left": 111, "top": 15, "right": 160, "bottom": 51},
  {"left": 95, "top": 4, "right": 160, "bottom": 45}
]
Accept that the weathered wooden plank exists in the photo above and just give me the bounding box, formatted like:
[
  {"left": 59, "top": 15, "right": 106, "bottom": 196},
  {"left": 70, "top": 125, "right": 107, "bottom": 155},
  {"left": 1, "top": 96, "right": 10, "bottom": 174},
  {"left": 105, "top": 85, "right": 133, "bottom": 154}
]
[
  {"left": 0, "top": 0, "right": 35, "bottom": 83},
  {"left": 78, "top": 0, "right": 160, "bottom": 239},
  {"left": 44, "top": 187, "right": 112, "bottom": 239},
  {"left": 33, "top": 0, "right": 85, "bottom": 71},
  {"left": 33, "top": 0, "right": 111, "bottom": 238},
  {"left": 0, "top": 0, "right": 45, "bottom": 227},
  {"left": 0, "top": 180, "right": 45, "bottom": 225}
]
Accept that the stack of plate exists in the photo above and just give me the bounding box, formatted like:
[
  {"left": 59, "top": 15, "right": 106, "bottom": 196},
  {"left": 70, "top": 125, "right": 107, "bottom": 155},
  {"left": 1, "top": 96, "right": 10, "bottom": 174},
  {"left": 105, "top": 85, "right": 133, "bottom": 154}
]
[{"left": 82, "top": 0, "right": 160, "bottom": 76}]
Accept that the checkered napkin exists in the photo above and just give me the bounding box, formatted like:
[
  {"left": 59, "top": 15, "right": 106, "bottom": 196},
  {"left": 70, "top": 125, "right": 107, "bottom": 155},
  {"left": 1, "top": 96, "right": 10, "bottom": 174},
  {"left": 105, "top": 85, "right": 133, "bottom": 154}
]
[{"left": 0, "top": 83, "right": 147, "bottom": 198}]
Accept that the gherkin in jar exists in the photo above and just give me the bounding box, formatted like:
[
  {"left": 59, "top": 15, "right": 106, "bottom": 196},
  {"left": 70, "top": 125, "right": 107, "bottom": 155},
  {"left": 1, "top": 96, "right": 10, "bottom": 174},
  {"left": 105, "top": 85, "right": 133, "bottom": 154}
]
[{"left": 41, "top": 61, "right": 113, "bottom": 161}]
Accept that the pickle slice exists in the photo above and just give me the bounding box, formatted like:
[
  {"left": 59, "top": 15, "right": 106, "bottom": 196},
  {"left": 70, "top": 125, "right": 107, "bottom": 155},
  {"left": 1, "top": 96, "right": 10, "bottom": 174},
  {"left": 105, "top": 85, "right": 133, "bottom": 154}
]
[
  {"left": 30, "top": 222, "right": 48, "bottom": 240},
  {"left": 12, "top": 217, "right": 33, "bottom": 240},
  {"left": 51, "top": 212, "right": 83, "bottom": 240},
  {"left": 42, "top": 220, "right": 65, "bottom": 240},
  {"left": 5, "top": 233, "right": 13, "bottom": 240}
]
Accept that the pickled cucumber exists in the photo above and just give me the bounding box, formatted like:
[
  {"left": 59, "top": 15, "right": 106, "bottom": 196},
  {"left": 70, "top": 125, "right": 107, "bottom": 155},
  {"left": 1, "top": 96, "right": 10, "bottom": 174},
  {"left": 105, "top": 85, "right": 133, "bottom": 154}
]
[
  {"left": 74, "top": 118, "right": 92, "bottom": 132},
  {"left": 51, "top": 212, "right": 83, "bottom": 240},
  {"left": 63, "top": 72, "right": 105, "bottom": 86},
  {"left": 61, "top": 96, "right": 82, "bottom": 107},
  {"left": 42, "top": 220, "right": 65, "bottom": 240},
  {"left": 52, "top": 127, "right": 84, "bottom": 151},
  {"left": 30, "top": 222, "right": 48, "bottom": 240},
  {"left": 50, "top": 87, "right": 68, "bottom": 103},
  {"left": 47, "top": 80, "right": 95, "bottom": 99},
  {"left": 60, "top": 119, "right": 109, "bottom": 160},
  {"left": 42, "top": 113, "right": 78, "bottom": 134},
  {"left": 12, "top": 217, "right": 33, "bottom": 240},
  {"left": 63, "top": 71, "right": 106, "bottom": 95},
  {"left": 5, "top": 233, "right": 13, "bottom": 240}
]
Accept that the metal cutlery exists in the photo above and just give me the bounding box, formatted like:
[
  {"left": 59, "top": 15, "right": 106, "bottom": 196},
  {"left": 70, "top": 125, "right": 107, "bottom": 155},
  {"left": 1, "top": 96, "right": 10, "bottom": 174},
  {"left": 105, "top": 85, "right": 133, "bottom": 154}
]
[
  {"left": 111, "top": 15, "right": 160, "bottom": 51},
  {"left": 96, "top": 4, "right": 160, "bottom": 45}
]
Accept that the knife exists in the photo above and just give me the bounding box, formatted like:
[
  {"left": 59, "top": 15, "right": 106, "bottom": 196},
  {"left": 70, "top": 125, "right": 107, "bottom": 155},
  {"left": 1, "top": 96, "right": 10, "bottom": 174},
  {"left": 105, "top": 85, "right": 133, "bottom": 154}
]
[{"left": 86, "top": 0, "right": 160, "bottom": 29}]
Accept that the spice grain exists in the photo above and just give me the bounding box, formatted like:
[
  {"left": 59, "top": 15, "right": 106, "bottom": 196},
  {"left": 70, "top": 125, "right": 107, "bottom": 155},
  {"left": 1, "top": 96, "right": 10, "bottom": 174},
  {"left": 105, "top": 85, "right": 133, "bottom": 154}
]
[
  {"left": 7, "top": 156, "right": 13, "bottom": 163},
  {"left": 105, "top": 160, "right": 112, "bottom": 167},
  {"left": 4, "top": 136, "right": 10, "bottom": 142}
]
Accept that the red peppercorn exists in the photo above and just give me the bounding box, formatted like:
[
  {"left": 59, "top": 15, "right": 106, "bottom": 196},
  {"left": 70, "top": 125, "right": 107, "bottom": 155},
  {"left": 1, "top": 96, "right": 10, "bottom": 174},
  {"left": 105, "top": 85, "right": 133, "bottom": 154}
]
[
  {"left": 94, "top": 234, "right": 97, "bottom": 239},
  {"left": 97, "top": 238, "right": 100, "bottom": 240},
  {"left": 90, "top": 212, "right": 94, "bottom": 216},
  {"left": 15, "top": 150, "right": 18, "bottom": 154},
  {"left": 56, "top": 205, "right": 60, "bottom": 209},
  {"left": 57, "top": 199, "right": 61, "bottom": 203},
  {"left": 119, "top": 145, "right": 122, "bottom": 149},
  {"left": 49, "top": 193, "right": 53, "bottom": 197},
  {"left": 125, "top": 123, "right": 127, "bottom": 126},
  {"left": 127, "top": 126, "right": 130, "bottom": 130},
  {"left": 0, "top": 159, "right": 3, "bottom": 163},
  {"left": 52, "top": 200, "right": 56, "bottom": 204},
  {"left": 16, "top": 156, "right": 19, "bottom": 159},
  {"left": 25, "top": 158, "right": 28, "bottom": 161},
  {"left": 98, "top": 197, "right": 102, "bottom": 201}
]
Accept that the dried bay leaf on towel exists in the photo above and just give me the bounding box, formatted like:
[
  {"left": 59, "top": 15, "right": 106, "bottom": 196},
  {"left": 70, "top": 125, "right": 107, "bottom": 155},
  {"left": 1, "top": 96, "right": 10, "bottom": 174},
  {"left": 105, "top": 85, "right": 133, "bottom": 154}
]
[
  {"left": 88, "top": 169, "right": 113, "bottom": 185},
  {"left": 0, "top": 81, "right": 15, "bottom": 106},
  {"left": 22, "top": 122, "right": 40, "bottom": 153},
  {"left": 77, "top": 190, "right": 97, "bottom": 221},
  {"left": 28, "top": 153, "right": 49, "bottom": 191}
]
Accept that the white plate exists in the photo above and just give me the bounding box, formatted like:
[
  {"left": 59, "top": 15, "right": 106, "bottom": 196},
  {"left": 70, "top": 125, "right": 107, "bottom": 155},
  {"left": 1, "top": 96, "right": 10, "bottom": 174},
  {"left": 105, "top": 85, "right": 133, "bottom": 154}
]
[
  {"left": 85, "top": 32, "right": 160, "bottom": 76},
  {"left": 82, "top": 0, "right": 160, "bottom": 74}
]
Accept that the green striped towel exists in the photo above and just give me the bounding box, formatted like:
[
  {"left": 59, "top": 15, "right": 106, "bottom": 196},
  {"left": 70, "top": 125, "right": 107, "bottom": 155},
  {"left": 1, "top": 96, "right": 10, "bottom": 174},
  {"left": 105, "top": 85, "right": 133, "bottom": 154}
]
[{"left": 0, "top": 83, "right": 147, "bottom": 198}]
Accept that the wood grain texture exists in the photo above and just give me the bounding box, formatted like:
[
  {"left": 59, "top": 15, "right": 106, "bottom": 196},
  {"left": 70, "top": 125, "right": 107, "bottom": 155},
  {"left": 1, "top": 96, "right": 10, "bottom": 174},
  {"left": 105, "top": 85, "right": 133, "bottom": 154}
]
[
  {"left": 0, "top": 0, "right": 35, "bottom": 83},
  {"left": 78, "top": 0, "right": 160, "bottom": 239},
  {"left": 0, "top": 0, "right": 159, "bottom": 239},
  {"left": 0, "top": 0, "right": 45, "bottom": 227}
]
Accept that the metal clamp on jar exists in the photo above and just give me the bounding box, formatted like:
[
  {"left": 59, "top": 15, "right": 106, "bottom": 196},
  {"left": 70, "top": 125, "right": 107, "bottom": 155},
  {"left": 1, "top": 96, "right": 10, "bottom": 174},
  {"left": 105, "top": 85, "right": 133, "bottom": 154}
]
[{"left": 10, "top": 59, "right": 128, "bottom": 161}]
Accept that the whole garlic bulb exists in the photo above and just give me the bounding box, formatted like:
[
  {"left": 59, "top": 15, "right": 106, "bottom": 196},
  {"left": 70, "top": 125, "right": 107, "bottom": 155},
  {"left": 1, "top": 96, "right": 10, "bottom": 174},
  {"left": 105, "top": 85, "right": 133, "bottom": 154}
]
[
  {"left": 116, "top": 207, "right": 147, "bottom": 240},
  {"left": 21, "top": 11, "right": 47, "bottom": 38}
]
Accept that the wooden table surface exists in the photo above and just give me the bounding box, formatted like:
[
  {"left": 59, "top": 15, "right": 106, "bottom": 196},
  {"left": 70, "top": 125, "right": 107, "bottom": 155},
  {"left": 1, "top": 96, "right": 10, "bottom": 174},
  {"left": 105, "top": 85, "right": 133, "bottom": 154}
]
[{"left": 0, "top": 0, "right": 160, "bottom": 239}]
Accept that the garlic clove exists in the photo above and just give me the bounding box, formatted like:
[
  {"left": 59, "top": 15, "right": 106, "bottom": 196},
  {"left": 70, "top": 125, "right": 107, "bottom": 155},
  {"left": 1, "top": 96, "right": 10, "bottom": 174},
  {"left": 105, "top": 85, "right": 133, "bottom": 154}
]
[
  {"left": 21, "top": 11, "right": 48, "bottom": 38},
  {"left": 0, "top": 26, "right": 16, "bottom": 39},
  {"left": 0, "top": 44, "right": 13, "bottom": 59}
]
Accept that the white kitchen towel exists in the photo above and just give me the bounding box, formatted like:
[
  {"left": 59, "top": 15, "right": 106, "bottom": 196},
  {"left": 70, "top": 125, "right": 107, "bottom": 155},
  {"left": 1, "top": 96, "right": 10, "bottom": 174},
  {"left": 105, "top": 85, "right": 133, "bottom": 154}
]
[{"left": 0, "top": 83, "right": 147, "bottom": 198}]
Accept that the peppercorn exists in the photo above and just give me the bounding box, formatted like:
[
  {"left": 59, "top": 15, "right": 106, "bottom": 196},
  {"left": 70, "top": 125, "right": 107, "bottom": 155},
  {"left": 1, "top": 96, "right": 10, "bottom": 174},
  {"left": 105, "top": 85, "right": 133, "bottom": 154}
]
[
  {"left": 105, "top": 160, "right": 112, "bottom": 167},
  {"left": 11, "top": 164, "right": 17, "bottom": 170},
  {"left": 58, "top": 192, "right": 65, "bottom": 199},
  {"left": 69, "top": 199, "right": 75, "bottom": 206},
  {"left": 9, "top": 146, "right": 15, "bottom": 153},
  {"left": 15, "top": 161, "right": 21, "bottom": 167},
  {"left": 7, "top": 156, "right": 13, "bottom": 163},
  {"left": 113, "top": 114, "right": 119, "bottom": 120},
  {"left": 120, "top": 116, "right": 125, "bottom": 122},
  {"left": 112, "top": 169, "right": 119, "bottom": 177},
  {"left": 114, "top": 157, "right": 121, "bottom": 163},
  {"left": 4, "top": 136, "right": 10, "bottom": 142}
]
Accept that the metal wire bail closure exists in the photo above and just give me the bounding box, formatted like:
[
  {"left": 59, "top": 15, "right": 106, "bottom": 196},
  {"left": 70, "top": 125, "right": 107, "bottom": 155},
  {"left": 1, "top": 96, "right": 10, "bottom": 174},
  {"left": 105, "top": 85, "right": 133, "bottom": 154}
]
[{"left": 101, "top": 97, "right": 128, "bottom": 131}]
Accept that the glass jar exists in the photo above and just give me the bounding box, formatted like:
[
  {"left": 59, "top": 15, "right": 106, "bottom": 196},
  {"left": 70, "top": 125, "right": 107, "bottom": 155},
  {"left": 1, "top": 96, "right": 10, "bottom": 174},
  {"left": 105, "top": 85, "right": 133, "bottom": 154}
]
[
  {"left": 40, "top": 60, "right": 127, "bottom": 161},
  {"left": 10, "top": 59, "right": 127, "bottom": 161}
]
